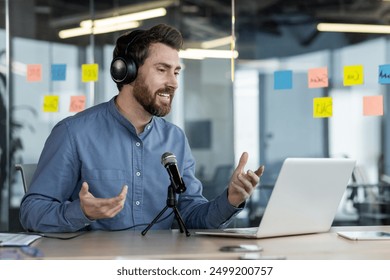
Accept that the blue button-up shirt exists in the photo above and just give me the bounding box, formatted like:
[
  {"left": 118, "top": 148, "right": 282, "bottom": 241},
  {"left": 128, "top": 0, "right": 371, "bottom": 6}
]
[{"left": 20, "top": 96, "right": 241, "bottom": 232}]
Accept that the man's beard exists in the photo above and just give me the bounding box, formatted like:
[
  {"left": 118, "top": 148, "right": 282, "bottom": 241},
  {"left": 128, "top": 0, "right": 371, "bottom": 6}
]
[{"left": 132, "top": 78, "right": 174, "bottom": 117}]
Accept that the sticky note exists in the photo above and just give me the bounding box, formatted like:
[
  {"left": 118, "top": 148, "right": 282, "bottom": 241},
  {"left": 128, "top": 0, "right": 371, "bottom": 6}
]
[
  {"left": 313, "top": 97, "right": 332, "bottom": 118},
  {"left": 343, "top": 65, "right": 364, "bottom": 86},
  {"left": 69, "top": 96, "right": 86, "bottom": 112},
  {"left": 378, "top": 64, "right": 390, "bottom": 84},
  {"left": 274, "top": 70, "right": 293, "bottom": 90},
  {"left": 43, "top": 95, "right": 59, "bottom": 112},
  {"left": 27, "top": 64, "right": 42, "bottom": 82},
  {"left": 82, "top": 64, "right": 99, "bottom": 82},
  {"left": 51, "top": 64, "right": 66, "bottom": 81},
  {"left": 363, "top": 95, "right": 383, "bottom": 116},
  {"left": 308, "top": 67, "right": 328, "bottom": 88}
]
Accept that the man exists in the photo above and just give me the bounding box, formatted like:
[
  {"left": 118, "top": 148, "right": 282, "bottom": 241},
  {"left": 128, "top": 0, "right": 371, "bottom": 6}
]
[{"left": 19, "top": 24, "right": 264, "bottom": 233}]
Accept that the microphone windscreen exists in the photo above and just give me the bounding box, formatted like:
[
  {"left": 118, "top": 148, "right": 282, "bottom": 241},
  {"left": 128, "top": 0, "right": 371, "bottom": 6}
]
[{"left": 161, "top": 152, "right": 177, "bottom": 166}]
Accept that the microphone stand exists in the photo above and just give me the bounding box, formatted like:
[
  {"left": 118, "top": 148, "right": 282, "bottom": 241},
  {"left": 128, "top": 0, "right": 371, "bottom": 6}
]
[{"left": 141, "top": 184, "right": 190, "bottom": 237}]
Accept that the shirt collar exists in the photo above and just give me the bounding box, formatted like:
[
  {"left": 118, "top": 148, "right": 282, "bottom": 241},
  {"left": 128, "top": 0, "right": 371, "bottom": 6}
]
[{"left": 108, "top": 96, "right": 155, "bottom": 136}]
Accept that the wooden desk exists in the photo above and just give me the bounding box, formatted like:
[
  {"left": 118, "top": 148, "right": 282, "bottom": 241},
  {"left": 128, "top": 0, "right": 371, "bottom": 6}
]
[{"left": 25, "top": 225, "right": 390, "bottom": 260}]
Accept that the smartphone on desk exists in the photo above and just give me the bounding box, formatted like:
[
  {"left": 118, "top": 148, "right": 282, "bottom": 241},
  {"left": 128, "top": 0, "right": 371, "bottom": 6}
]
[
  {"left": 220, "top": 244, "right": 262, "bottom": 253},
  {"left": 239, "top": 253, "right": 287, "bottom": 260},
  {"left": 337, "top": 231, "right": 390, "bottom": 240}
]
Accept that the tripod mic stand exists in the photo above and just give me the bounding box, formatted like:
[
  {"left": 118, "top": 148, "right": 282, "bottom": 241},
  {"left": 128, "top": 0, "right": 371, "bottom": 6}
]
[{"left": 141, "top": 184, "right": 190, "bottom": 237}]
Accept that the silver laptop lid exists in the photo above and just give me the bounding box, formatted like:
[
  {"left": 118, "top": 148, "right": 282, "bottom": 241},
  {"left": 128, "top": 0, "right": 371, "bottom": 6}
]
[{"left": 256, "top": 158, "right": 356, "bottom": 238}]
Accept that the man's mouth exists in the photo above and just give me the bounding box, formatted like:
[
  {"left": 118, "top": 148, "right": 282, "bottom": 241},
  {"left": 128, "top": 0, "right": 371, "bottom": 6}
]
[{"left": 157, "top": 92, "right": 170, "bottom": 99}]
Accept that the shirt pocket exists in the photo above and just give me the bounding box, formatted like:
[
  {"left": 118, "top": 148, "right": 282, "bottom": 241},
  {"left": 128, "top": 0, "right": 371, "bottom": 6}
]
[{"left": 81, "top": 168, "right": 127, "bottom": 197}]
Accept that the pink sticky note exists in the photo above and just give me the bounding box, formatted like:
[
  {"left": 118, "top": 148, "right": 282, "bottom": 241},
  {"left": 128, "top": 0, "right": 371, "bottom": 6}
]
[
  {"left": 308, "top": 67, "right": 328, "bottom": 88},
  {"left": 69, "top": 96, "right": 86, "bottom": 112},
  {"left": 27, "top": 64, "right": 42, "bottom": 82},
  {"left": 363, "top": 95, "right": 383, "bottom": 116}
]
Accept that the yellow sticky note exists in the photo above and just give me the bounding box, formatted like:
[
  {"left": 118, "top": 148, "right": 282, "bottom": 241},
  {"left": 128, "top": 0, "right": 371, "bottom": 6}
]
[
  {"left": 27, "top": 64, "right": 42, "bottom": 82},
  {"left": 363, "top": 95, "right": 383, "bottom": 116},
  {"left": 82, "top": 64, "right": 99, "bottom": 82},
  {"left": 43, "top": 95, "right": 59, "bottom": 112},
  {"left": 70, "top": 96, "right": 86, "bottom": 112},
  {"left": 308, "top": 67, "right": 328, "bottom": 88},
  {"left": 343, "top": 65, "right": 364, "bottom": 86},
  {"left": 313, "top": 97, "right": 332, "bottom": 118}
]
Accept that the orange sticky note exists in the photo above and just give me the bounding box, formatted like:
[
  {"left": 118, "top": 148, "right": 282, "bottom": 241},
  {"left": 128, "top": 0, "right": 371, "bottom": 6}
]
[
  {"left": 363, "top": 95, "right": 383, "bottom": 116},
  {"left": 43, "top": 95, "right": 59, "bottom": 112},
  {"left": 69, "top": 96, "right": 86, "bottom": 112},
  {"left": 27, "top": 64, "right": 42, "bottom": 82},
  {"left": 308, "top": 67, "right": 328, "bottom": 88},
  {"left": 313, "top": 97, "right": 332, "bottom": 118},
  {"left": 82, "top": 64, "right": 99, "bottom": 82},
  {"left": 343, "top": 65, "right": 364, "bottom": 86}
]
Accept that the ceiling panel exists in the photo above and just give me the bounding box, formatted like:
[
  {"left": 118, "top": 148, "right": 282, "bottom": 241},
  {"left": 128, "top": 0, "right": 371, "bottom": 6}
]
[{"left": 0, "top": 0, "right": 388, "bottom": 58}]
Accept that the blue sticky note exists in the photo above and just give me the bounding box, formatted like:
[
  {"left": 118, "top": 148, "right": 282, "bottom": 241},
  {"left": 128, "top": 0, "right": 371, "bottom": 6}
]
[
  {"left": 379, "top": 64, "right": 390, "bottom": 84},
  {"left": 274, "top": 70, "right": 293, "bottom": 90},
  {"left": 51, "top": 64, "right": 66, "bottom": 81}
]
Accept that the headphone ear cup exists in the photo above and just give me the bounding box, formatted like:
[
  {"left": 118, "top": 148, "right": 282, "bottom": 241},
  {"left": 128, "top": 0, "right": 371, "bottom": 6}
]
[
  {"left": 110, "top": 55, "right": 137, "bottom": 84},
  {"left": 111, "top": 29, "right": 144, "bottom": 84}
]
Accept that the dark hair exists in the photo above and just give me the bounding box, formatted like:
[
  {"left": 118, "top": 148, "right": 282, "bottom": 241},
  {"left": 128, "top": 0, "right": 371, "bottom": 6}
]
[{"left": 113, "top": 24, "right": 183, "bottom": 90}]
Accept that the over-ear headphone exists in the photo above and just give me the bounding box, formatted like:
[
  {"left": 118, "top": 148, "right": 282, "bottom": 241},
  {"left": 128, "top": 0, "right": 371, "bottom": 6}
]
[{"left": 110, "top": 30, "right": 144, "bottom": 85}]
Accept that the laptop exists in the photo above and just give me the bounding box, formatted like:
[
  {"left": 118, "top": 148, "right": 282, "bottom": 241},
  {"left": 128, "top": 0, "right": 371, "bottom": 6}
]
[{"left": 195, "top": 158, "right": 356, "bottom": 239}]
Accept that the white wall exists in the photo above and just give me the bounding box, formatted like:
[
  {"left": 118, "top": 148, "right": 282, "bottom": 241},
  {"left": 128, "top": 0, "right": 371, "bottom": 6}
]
[{"left": 233, "top": 69, "right": 259, "bottom": 171}]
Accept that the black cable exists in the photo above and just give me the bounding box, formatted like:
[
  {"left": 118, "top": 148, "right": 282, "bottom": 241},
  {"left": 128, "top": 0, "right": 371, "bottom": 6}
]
[
  {"left": 25, "top": 230, "right": 88, "bottom": 240},
  {"left": 111, "top": 210, "right": 175, "bottom": 232},
  {"left": 21, "top": 210, "right": 175, "bottom": 238}
]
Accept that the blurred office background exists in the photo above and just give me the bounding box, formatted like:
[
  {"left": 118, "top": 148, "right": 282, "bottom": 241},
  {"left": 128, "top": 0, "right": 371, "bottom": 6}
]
[{"left": 1, "top": 0, "right": 390, "bottom": 232}]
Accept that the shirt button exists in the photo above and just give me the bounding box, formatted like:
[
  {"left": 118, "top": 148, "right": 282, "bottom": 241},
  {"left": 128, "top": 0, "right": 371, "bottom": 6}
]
[
  {"left": 136, "top": 142, "right": 141, "bottom": 147},
  {"left": 136, "top": 171, "right": 141, "bottom": 177},
  {"left": 135, "top": 201, "right": 140, "bottom": 206},
  {"left": 147, "top": 125, "right": 151, "bottom": 130}
]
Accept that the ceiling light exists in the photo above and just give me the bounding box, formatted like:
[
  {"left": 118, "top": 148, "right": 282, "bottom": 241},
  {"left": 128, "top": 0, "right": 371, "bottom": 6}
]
[
  {"left": 200, "top": 36, "right": 233, "bottom": 49},
  {"left": 317, "top": 23, "right": 390, "bottom": 34},
  {"left": 59, "top": 7, "right": 166, "bottom": 39},
  {"left": 179, "top": 49, "right": 239, "bottom": 60},
  {"left": 80, "top": 8, "right": 167, "bottom": 28},
  {"left": 59, "top": 21, "right": 140, "bottom": 39}
]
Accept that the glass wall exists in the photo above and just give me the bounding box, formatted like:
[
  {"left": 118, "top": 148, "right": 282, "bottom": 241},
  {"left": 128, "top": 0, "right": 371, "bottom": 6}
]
[
  {"left": 235, "top": 38, "right": 390, "bottom": 226},
  {"left": 2, "top": 0, "right": 390, "bottom": 231},
  {"left": 0, "top": 0, "right": 236, "bottom": 231},
  {"left": 0, "top": 6, "right": 6, "bottom": 230}
]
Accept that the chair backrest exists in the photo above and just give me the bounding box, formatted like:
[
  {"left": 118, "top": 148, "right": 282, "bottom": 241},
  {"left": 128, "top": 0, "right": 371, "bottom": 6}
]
[
  {"left": 15, "top": 163, "right": 37, "bottom": 193},
  {"left": 212, "top": 165, "right": 233, "bottom": 185}
]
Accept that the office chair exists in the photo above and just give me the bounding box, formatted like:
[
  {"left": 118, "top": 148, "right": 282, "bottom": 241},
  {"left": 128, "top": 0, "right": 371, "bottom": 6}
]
[
  {"left": 15, "top": 163, "right": 37, "bottom": 193},
  {"left": 201, "top": 165, "right": 233, "bottom": 199}
]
